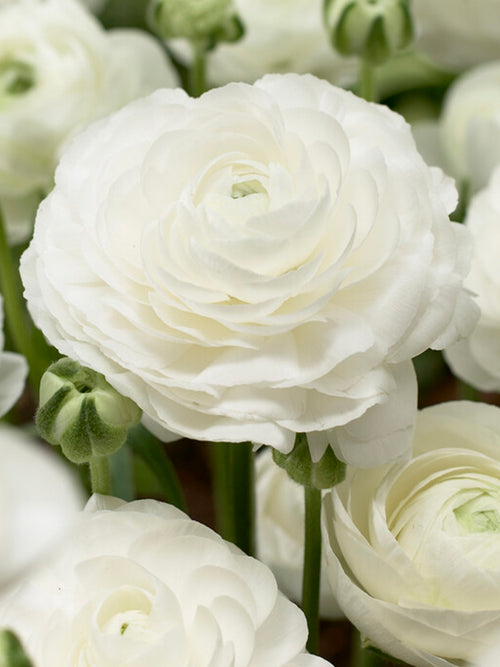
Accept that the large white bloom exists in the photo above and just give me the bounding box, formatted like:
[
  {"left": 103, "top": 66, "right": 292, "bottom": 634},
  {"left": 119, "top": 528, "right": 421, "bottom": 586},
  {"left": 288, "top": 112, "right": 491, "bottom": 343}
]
[
  {"left": 21, "top": 74, "right": 477, "bottom": 466},
  {"left": 445, "top": 167, "right": 500, "bottom": 391},
  {"left": 0, "top": 0, "right": 178, "bottom": 242},
  {"left": 170, "top": 0, "right": 356, "bottom": 86},
  {"left": 256, "top": 448, "right": 343, "bottom": 619},
  {"left": 323, "top": 401, "right": 500, "bottom": 667},
  {"left": 411, "top": 0, "right": 500, "bottom": 71},
  {"left": 0, "top": 295, "right": 27, "bottom": 417},
  {"left": 0, "top": 494, "right": 331, "bottom": 667},
  {"left": 0, "top": 422, "right": 84, "bottom": 589}
]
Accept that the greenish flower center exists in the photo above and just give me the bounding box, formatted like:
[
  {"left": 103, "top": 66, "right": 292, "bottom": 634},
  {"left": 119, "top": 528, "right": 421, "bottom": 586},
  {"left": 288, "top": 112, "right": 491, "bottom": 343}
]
[
  {"left": 454, "top": 492, "right": 500, "bottom": 533},
  {"left": 231, "top": 179, "right": 267, "bottom": 199},
  {"left": 0, "top": 60, "right": 35, "bottom": 99}
]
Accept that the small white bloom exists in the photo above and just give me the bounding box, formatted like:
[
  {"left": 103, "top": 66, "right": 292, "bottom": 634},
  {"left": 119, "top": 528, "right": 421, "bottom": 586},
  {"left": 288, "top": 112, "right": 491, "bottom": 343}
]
[
  {"left": 323, "top": 401, "right": 500, "bottom": 667},
  {"left": 411, "top": 0, "right": 500, "bottom": 71},
  {"left": 170, "top": 0, "right": 357, "bottom": 86},
  {"left": 21, "top": 74, "right": 477, "bottom": 466},
  {"left": 0, "top": 295, "right": 27, "bottom": 418},
  {"left": 0, "top": 422, "right": 84, "bottom": 589},
  {"left": 0, "top": 0, "right": 178, "bottom": 242},
  {"left": 0, "top": 494, "right": 332, "bottom": 667},
  {"left": 437, "top": 61, "right": 500, "bottom": 193},
  {"left": 445, "top": 167, "right": 500, "bottom": 391},
  {"left": 256, "top": 448, "right": 343, "bottom": 619}
]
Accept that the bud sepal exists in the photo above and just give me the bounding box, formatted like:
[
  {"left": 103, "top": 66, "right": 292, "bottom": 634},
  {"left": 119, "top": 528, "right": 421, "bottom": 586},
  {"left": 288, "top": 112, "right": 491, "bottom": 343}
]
[
  {"left": 324, "top": 0, "right": 414, "bottom": 65},
  {"left": 272, "top": 433, "right": 346, "bottom": 489},
  {"left": 36, "top": 358, "right": 141, "bottom": 464},
  {"left": 150, "top": 0, "right": 244, "bottom": 51}
]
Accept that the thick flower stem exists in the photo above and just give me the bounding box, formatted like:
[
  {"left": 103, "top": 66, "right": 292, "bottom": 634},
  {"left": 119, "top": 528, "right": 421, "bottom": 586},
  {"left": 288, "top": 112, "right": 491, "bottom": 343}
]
[
  {"left": 358, "top": 60, "right": 376, "bottom": 102},
  {"left": 0, "top": 202, "right": 49, "bottom": 396},
  {"left": 213, "top": 441, "right": 255, "bottom": 556},
  {"left": 89, "top": 455, "right": 111, "bottom": 495},
  {"left": 189, "top": 43, "right": 207, "bottom": 97},
  {"left": 303, "top": 485, "right": 322, "bottom": 654}
]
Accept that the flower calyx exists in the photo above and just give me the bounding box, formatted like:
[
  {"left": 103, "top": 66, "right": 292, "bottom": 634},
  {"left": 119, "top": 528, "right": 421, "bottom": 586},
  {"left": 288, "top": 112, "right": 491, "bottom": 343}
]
[
  {"left": 272, "top": 433, "right": 346, "bottom": 489},
  {"left": 36, "top": 357, "right": 142, "bottom": 464},
  {"left": 150, "top": 0, "right": 244, "bottom": 51},
  {"left": 324, "top": 0, "right": 414, "bottom": 65}
]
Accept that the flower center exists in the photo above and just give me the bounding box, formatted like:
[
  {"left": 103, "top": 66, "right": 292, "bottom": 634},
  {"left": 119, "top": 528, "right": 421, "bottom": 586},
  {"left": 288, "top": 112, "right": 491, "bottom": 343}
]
[
  {"left": 454, "top": 492, "right": 500, "bottom": 534},
  {"left": 97, "top": 587, "right": 153, "bottom": 636},
  {"left": 231, "top": 178, "right": 267, "bottom": 199},
  {"left": 0, "top": 59, "right": 35, "bottom": 101}
]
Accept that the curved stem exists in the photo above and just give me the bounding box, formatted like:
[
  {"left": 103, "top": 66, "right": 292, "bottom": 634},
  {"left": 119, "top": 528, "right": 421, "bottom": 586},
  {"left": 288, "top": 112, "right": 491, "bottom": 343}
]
[
  {"left": 89, "top": 455, "right": 111, "bottom": 495},
  {"left": 303, "top": 485, "right": 322, "bottom": 654},
  {"left": 459, "top": 381, "right": 479, "bottom": 402},
  {"left": 127, "top": 423, "right": 187, "bottom": 512},
  {"left": 358, "top": 60, "right": 376, "bottom": 102},
  {"left": 0, "top": 202, "right": 49, "bottom": 396}
]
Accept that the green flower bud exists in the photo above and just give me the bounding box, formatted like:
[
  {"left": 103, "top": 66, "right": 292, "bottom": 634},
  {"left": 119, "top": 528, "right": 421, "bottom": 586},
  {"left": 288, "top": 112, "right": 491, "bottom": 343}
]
[
  {"left": 36, "top": 358, "right": 142, "bottom": 464},
  {"left": 0, "top": 629, "right": 33, "bottom": 667},
  {"left": 150, "top": 0, "right": 244, "bottom": 49},
  {"left": 272, "top": 433, "right": 346, "bottom": 490},
  {"left": 324, "top": 0, "right": 414, "bottom": 65}
]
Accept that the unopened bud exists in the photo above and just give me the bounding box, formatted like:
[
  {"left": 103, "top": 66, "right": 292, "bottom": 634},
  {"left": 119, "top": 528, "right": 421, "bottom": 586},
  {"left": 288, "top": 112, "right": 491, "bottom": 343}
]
[
  {"left": 36, "top": 358, "right": 141, "bottom": 464},
  {"left": 324, "top": 0, "right": 414, "bottom": 65},
  {"left": 0, "top": 629, "right": 33, "bottom": 667},
  {"left": 150, "top": 0, "right": 243, "bottom": 49},
  {"left": 272, "top": 433, "right": 346, "bottom": 489}
]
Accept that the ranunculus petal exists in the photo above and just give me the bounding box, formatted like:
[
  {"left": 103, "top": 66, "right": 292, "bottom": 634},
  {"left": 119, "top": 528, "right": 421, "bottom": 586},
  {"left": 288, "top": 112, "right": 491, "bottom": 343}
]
[
  {"left": 0, "top": 495, "right": 325, "bottom": 667},
  {"left": 323, "top": 402, "right": 500, "bottom": 665}
]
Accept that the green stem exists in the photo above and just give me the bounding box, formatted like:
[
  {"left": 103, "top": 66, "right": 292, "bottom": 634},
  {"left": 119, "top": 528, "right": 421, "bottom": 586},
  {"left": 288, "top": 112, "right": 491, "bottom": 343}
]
[
  {"left": 358, "top": 59, "right": 376, "bottom": 102},
  {"left": 303, "top": 485, "right": 322, "bottom": 654},
  {"left": 89, "top": 455, "right": 111, "bottom": 495},
  {"left": 189, "top": 43, "right": 207, "bottom": 97},
  {"left": 212, "top": 441, "right": 255, "bottom": 556},
  {"left": 0, "top": 202, "right": 48, "bottom": 396},
  {"left": 231, "top": 441, "right": 255, "bottom": 556},
  {"left": 213, "top": 441, "right": 232, "bottom": 539},
  {"left": 459, "top": 381, "right": 479, "bottom": 402},
  {"left": 127, "top": 423, "right": 187, "bottom": 512}
]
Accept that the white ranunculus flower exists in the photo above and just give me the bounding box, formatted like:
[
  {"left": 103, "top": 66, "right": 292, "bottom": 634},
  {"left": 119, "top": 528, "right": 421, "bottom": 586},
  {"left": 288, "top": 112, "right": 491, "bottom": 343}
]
[
  {"left": 323, "top": 401, "right": 500, "bottom": 667},
  {"left": 170, "top": 0, "right": 356, "bottom": 86},
  {"left": 0, "top": 494, "right": 332, "bottom": 667},
  {"left": 0, "top": 422, "right": 84, "bottom": 589},
  {"left": 0, "top": 295, "right": 27, "bottom": 418},
  {"left": 411, "top": 0, "right": 500, "bottom": 71},
  {"left": 475, "top": 642, "right": 500, "bottom": 667},
  {"left": 256, "top": 448, "right": 343, "bottom": 619},
  {"left": 21, "top": 73, "right": 478, "bottom": 466},
  {"left": 437, "top": 61, "right": 500, "bottom": 193},
  {"left": 0, "top": 0, "right": 178, "bottom": 242},
  {"left": 445, "top": 167, "right": 500, "bottom": 391}
]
